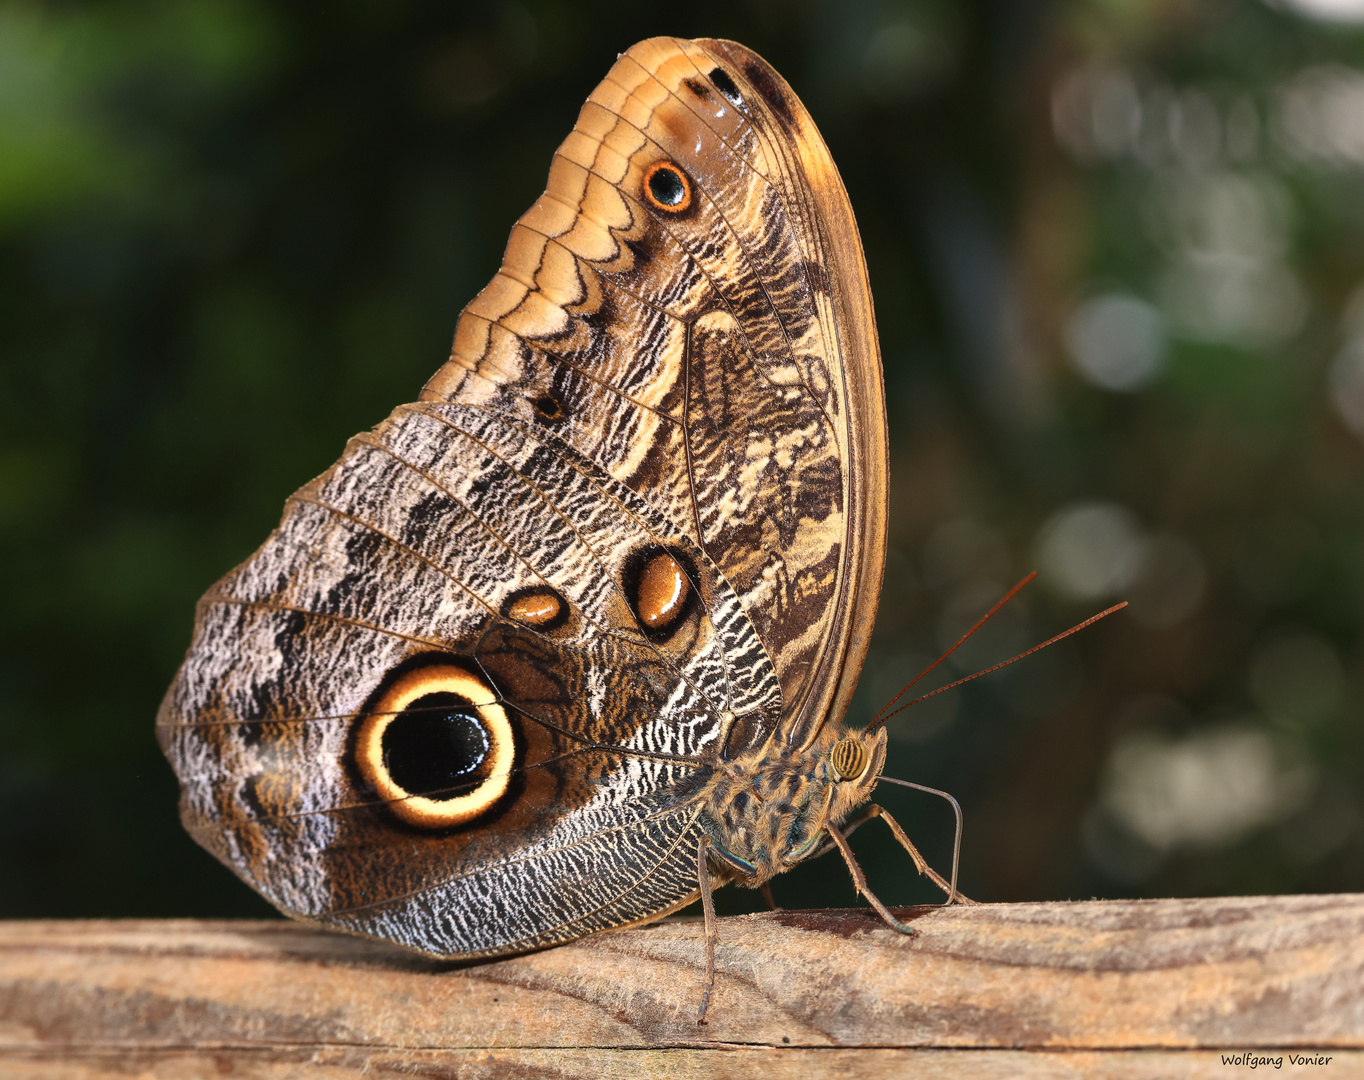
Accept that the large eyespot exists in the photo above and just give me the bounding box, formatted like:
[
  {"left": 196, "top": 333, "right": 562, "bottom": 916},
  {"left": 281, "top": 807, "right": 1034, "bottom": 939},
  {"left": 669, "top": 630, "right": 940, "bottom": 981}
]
[
  {"left": 643, "top": 161, "right": 692, "bottom": 213},
  {"left": 355, "top": 664, "right": 515, "bottom": 828},
  {"left": 829, "top": 737, "right": 869, "bottom": 781}
]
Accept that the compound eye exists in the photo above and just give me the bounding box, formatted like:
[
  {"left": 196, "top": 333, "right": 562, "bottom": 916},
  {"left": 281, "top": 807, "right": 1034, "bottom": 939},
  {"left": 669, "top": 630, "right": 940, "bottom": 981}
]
[
  {"left": 829, "top": 737, "right": 869, "bottom": 781},
  {"left": 355, "top": 665, "right": 514, "bottom": 828}
]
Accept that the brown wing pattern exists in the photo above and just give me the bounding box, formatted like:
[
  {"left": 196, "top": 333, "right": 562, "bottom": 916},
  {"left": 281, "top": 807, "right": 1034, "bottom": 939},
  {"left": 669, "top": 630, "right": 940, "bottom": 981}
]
[
  {"left": 157, "top": 38, "right": 885, "bottom": 959},
  {"left": 422, "top": 38, "right": 887, "bottom": 750}
]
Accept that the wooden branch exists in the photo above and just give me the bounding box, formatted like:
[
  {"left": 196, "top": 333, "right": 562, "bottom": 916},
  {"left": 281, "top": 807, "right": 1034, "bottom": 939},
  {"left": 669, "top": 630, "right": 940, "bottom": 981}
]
[{"left": 3, "top": 895, "right": 1363, "bottom": 1077}]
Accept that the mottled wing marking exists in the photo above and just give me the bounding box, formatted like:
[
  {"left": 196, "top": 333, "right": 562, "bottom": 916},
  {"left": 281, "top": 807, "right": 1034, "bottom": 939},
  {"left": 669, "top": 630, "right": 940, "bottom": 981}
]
[{"left": 334, "top": 801, "right": 709, "bottom": 957}]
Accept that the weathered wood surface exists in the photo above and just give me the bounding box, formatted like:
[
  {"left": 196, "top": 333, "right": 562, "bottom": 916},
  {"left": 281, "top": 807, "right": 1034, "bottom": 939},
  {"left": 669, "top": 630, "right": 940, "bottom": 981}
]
[{"left": 2, "top": 895, "right": 1362, "bottom": 1077}]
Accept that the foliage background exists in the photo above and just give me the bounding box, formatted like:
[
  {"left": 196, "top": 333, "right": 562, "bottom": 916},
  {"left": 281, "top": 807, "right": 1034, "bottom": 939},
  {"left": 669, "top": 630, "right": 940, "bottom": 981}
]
[{"left": 4, "top": 0, "right": 1364, "bottom": 920}]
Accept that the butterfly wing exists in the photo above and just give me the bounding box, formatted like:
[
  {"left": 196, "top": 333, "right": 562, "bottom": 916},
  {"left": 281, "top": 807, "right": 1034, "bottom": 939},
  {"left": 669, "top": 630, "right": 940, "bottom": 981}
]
[
  {"left": 158, "top": 37, "right": 885, "bottom": 957},
  {"left": 424, "top": 37, "right": 887, "bottom": 752}
]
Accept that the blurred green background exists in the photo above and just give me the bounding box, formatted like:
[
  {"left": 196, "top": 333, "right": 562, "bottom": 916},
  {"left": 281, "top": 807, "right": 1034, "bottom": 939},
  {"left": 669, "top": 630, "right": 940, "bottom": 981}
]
[{"left": 4, "top": 0, "right": 1364, "bottom": 923}]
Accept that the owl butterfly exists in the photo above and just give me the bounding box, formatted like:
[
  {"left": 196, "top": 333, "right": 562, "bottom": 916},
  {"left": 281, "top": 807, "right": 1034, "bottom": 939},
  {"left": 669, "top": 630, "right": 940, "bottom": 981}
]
[{"left": 159, "top": 36, "right": 964, "bottom": 1021}]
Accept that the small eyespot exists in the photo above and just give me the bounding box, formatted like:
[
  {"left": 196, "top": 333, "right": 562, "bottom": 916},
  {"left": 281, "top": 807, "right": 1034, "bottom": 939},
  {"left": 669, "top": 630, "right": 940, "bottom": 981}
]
[
  {"left": 710, "top": 67, "right": 743, "bottom": 108},
  {"left": 355, "top": 665, "right": 515, "bottom": 828},
  {"left": 504, "top": 586, "right": 567, "bottom": 629},
  {"left": 634, "top": 550, "right": 689, "bottom": 631},
  {"left": 830, "top": 737, "right": 869, "bottom": 781},
  {"left": 643, "top": 161, "right": 691, "bottom": 213}
]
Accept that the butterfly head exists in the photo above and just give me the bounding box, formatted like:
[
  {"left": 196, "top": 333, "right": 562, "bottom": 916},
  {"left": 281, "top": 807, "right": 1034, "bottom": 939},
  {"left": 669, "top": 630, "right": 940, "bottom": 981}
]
[
  {"left": 815, "top": 722, "right": 888, "bottom": 832},
  {"left": 698, "top": 721, "right": 886, "bottom": 881}
]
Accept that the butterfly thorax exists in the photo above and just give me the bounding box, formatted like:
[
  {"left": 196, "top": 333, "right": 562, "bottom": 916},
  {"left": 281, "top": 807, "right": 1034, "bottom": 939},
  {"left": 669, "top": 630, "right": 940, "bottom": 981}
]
[{"left": 697, "top": 726, "right": 888, "bottom": 886}]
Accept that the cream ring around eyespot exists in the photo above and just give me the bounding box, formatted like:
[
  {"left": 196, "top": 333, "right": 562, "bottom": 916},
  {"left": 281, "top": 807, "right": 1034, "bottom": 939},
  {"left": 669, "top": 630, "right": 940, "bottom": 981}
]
[{"left": 355, "top": 664, "right": 514, "bottom": 828}]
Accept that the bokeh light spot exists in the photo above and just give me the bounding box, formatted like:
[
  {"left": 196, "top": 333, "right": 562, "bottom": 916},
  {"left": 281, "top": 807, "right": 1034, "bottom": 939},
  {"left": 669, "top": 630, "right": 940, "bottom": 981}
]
[
  {"left": 1064, "top": 292, "right": 1166, "bottom": 391},
  {"left": 1098, "top": 724, "right": 1313, "bottom": 851},
  {"left": 1248, "top": 631, "right": 1344, "bottom": 730},
  {"left": 1035, "top": 502, "right": 1147, "bottom": 600}
]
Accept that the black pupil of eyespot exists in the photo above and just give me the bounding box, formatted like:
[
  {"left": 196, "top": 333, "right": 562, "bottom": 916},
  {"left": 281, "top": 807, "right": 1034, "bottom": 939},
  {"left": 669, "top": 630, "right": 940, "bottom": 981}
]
[
  {"left": 649, "top": 167, "right": 685, "bottom": 207},
  {"left": 710, "top": 67, "right": 742, "bottom": 106},
  {"left": 382, "top": 692, "right": 490, "bottom": 800}
]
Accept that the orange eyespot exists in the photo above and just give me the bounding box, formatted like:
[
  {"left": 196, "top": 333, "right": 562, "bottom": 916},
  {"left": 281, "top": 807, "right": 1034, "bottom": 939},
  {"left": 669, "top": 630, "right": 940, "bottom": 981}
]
[
  {"left": 643, "top": 161, "right": 692, "bottom": 213},
  {"left": 635, "top": 550, "right": 690, "bottom": 630},
  {"left": 508, "top": 590, "right": 563, "bottom": 627},
  {"left": 502, "top": 585, "right": 569, "bottom": 630}
]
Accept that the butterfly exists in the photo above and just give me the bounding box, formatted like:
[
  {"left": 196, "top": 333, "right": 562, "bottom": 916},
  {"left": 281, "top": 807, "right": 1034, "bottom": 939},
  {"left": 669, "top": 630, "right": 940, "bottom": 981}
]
[{"left": 157, "top": 35, "right": 963, "bottom": 1022}]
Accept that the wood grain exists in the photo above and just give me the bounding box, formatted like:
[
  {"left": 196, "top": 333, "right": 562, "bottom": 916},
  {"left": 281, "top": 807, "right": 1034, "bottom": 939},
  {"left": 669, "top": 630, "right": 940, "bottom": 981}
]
[{"left": 3, "top": 895, "right": 1362, "bottom": 1077}]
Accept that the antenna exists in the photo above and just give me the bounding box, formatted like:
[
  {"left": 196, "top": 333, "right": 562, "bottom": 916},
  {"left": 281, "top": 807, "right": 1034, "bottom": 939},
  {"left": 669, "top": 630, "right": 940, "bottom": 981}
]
[
  {"left": 868, "top": 571, "right": 1037, "bottom": 733},
  {"left": 857, "top": 580, "right": 1127, "bottom": 917},
  {"left": 870, "top": 600, "right": 1128, "bottom": 730}
]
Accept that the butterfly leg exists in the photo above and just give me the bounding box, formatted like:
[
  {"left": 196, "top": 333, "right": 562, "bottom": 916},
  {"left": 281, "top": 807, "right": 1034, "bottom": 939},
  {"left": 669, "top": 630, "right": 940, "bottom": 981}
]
[
  {"left": 803, "top": 803, "right": 904, "bottom": 858},
  {"left": 823, "top": 820, "right": 917, "bottom": 935},
  {"left": 760, "top": 881, "right": 781, "bottom": 911},
  {"left": 871, "top": 804, "right": 976, "bottom": 905},
  {"left": 695, "top": 833, "right": 719, "bottom": 1025},
  {"left": 820, "top": 804, "right": 975, "bottom": 904}
]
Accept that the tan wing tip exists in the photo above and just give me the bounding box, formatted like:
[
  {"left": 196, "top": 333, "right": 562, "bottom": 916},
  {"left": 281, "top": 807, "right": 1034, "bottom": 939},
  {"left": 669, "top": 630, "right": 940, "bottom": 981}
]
[
  {"left": 691, "top": 40, "right": 806, "bottom": 135},
  {"left": 691, "top": 38, "right": 847, "bottom": 199},
  {"left": 617, "top": 36, "right": 807, "bottom": 138}
]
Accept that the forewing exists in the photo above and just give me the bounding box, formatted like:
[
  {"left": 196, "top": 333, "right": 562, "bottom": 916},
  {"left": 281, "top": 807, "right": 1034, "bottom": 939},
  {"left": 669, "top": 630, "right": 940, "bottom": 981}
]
[{"left": 421, "top": 37, "right": 887, "bottom": 751}]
